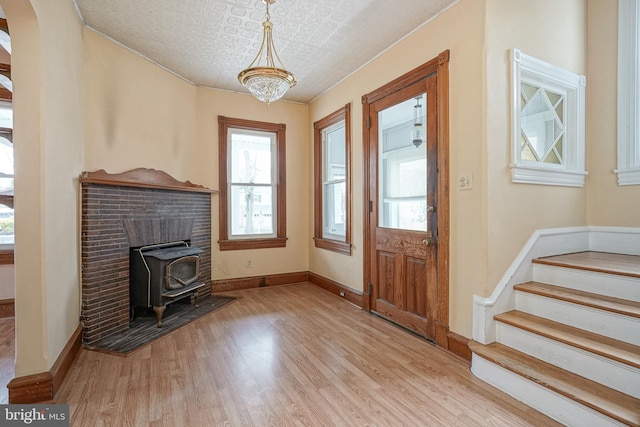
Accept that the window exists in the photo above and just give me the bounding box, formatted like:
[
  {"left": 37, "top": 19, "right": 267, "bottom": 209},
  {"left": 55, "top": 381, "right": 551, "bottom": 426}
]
[
  {"left": 511, "top": 49, "right": 587, "bottom": 186},
  {"left": 0, "top": 101, "right": 13, "bottom": 250},
  {"left": 218, "top": 116, "right": 286, "bottom": 250},
  {"left": 313, "top": 104, "right": 351, "bottom": 255},
  {"left": 616, "top": 0, "right": 640, "bottom": 185}
]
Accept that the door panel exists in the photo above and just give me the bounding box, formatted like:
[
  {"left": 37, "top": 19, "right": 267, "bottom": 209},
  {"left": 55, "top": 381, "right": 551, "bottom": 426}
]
[{"left": 377, "top": 251, "right": 395, "bottom": 303}]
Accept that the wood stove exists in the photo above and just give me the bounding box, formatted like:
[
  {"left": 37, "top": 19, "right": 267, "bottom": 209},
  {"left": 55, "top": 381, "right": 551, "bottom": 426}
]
[{"left": 130, "top": 241, "right": 207, "bottom": 327}]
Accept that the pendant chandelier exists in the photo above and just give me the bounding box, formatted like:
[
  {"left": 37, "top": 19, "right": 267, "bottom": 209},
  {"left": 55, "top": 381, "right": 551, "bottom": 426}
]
[{"left": 238, "top": 0, "right": 296, "bottom": 106}]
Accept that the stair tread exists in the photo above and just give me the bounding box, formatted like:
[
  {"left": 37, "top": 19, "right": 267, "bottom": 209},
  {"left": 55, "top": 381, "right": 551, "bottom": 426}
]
[
  {"left": 533, "top": 251, "right": 640, "bottom": 278},
  {"left": 469, "top": 340, "right": 640, "bottom": 426},
  {"left": 495, "top": 310, "right": 640, "bottom": 369},
  {"left": 515, "top": 281, "right": 640, "bottom": 318}
]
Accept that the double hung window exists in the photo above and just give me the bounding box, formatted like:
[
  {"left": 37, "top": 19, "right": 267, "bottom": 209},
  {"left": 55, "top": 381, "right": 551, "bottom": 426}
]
[{"left": 218, "top": 116, "right": 286, "bottom": 250}]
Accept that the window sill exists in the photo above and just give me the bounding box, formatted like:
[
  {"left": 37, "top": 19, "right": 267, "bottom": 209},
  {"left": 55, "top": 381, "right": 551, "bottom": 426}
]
[
  {"left": 614, "top": 168, "right": 640, "bottom": 186},
  {"left": 314, "top": 238, "right": 352, "bottom": 255},
  {"left": 218, "top": 237, "right": 287, "bottom": 251},
  {"left": 510, "top": 164, "right": 587, "bottom": 187}
]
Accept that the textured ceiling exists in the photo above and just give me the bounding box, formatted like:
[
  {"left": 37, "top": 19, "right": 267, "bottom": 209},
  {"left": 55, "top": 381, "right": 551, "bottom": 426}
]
[{"left": 75, "top": 0, "right": 457, "bottom": 103}]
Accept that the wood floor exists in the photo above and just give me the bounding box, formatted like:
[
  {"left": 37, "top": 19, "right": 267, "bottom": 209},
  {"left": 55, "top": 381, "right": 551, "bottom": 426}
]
[
  {"left": 11, "top": 284, "right": 560, "bottom": 426},
  {"left": 0, "top": 316, "right": 13, "bottom": 404}
]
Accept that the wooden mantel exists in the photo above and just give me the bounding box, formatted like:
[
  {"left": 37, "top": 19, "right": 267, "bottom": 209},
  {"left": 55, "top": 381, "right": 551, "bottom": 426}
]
[{"left": 80, "top": 168, "right": 218, "bottom": 194}]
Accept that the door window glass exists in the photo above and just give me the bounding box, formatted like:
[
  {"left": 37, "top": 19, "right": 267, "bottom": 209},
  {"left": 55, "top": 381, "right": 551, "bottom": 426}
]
[{"left": 378, "top": 94, "right": 427, "bottom": 231}]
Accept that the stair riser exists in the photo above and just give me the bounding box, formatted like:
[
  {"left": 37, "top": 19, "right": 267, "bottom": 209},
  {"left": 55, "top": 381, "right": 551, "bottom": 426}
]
[
  {"left": 496, "top": 323, "right": 640, "bottom": 398},
  {"left": 471, "top": 354, "right": 627, "bottom": 427},
  {"left": 533, "top": 265, "right": 640, "bottom": 301},
  {"left": 515, "top": 292, "right": 640, "bottom": 346}
]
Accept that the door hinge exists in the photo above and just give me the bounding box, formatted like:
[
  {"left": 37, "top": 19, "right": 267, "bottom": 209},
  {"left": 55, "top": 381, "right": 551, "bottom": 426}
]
[
  {"left": 366, "top": 282, "right": 372, "bottom": 295},
  {"left": 366, "top": 116, "right": 371, "bottom": 129},
  {"left": 369, "top": 200, "right": 373, "bottom": 212}
]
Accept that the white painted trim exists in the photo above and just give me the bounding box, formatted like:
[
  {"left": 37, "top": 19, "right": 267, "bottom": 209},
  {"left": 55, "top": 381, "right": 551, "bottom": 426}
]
[
  {"left": 510, "top": 164, "right": 587, "bottom": 187},
  {"left": 511, "top": 49, "right": 587, "bottom": 187},
  {"left": 472, "top": 227, "right": 590, "bottom": 343},
  {"left": 616, "top": 0, "right": 640, "bottom": 185},
  {"left": 472, "top": 226, "right": 640, "bottom": 344},
  {"left": 589, "top": 226, "right": 640, "bottom": 255}
]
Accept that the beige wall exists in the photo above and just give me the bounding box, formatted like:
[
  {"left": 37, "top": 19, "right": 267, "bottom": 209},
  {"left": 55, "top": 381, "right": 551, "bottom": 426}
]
[
  {"left": 85, "top": 29, "right": 311, "bottom": 280},
  {"left": 3, "top": 0, "right": 85, "bottom": 376},
  {"left": 308, "top": 0, "right": 484, "bottom": 304},
  {"left": 195, "top": 89, "right": 310, "bottom": 280},
  {"left": 83, "top": 29, "right": 198, "bottom": 180},
  {"left": 484, "top": 0, "right": 588, "bottom": 289},
  {"left": 6, "top": 0, "right": 637, "bottom": 378},
  {"left": 586, "top": 0, "right": 640, "bottom": 224},
  {"left": 310, "top": 0, "right": 593, "bottom": 338},
  {"left": 309, "top": 0, "right": 487, "bottom": 336}
]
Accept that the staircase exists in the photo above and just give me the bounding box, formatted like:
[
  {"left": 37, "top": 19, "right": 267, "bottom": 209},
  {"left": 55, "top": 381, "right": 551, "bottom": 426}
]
[{"left": 470, "top": 251, "right": 640, "bottom": 426}]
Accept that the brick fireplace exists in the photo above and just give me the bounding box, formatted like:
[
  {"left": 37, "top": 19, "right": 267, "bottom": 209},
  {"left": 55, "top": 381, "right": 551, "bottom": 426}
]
[{"left": 80, "top": 168, "right": 216, "bottom": 346}]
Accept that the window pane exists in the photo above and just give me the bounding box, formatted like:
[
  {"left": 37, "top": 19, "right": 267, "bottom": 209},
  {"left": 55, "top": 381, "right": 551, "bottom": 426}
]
[
  {"left": 0, "top": 106, "right": 12, "bottom": 130},
  {"left": 324, "top": 124, "right": 345, "bottom": 181},
  {"left": 230, "top": 185, "right": 274, "bottom": 236},
  {"left": 0, "top": 138, "right": 13, "bottom": 176},
  {"left": 230, "top": 131, "right": 273, "bottom": 184},
  {"left": 520, "top": 82, "right": 566, "bottom": 166},
  {"left": 378, "top": 94, "right": 427, "bottom": 231},
  {"left": 323, "top": 181, "right": 346, "bottom": 240}
]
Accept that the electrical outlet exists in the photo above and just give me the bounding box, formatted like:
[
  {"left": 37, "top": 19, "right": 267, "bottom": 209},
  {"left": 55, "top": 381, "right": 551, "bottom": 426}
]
[
  {"left": 458, "top": 173, "right": 473, "bottom": 190},
  {"left": 246, "top": 259, "right": 252, "bottom": 268}
]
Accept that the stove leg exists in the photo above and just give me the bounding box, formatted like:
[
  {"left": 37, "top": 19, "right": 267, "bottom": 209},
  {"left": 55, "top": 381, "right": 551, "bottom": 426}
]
[
  {"left": 153, "top": 305, "right": 165, "bottom": 327},
  {"left": 191, "top": 293, "right": 199, "bottom": 308}
]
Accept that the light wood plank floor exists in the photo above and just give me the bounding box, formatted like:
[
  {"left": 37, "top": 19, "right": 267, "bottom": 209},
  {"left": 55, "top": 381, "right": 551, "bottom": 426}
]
[
  {"left": 54, "top": 284, "right": 560, "bottom": 425},
  {"left": 0, "top": 316, "right": 14, "bottom": 404}
]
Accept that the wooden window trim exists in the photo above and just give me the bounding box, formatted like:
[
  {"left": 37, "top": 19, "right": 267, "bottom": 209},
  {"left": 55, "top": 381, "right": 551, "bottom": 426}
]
[
  {"left": 0, "top": 249, "right": 13, "bottom": 265},
  {"left": 218, "top": 116, "right": 287, "bottom": 251},
  {"left": 313, "top": 103, "right": 352, "bottom": 255}
]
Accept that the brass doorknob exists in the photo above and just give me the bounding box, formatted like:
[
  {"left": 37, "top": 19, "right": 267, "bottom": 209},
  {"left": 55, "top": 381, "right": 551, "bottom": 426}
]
[{"left": 422, "top": 238, "right": 433, "bottom": 246}]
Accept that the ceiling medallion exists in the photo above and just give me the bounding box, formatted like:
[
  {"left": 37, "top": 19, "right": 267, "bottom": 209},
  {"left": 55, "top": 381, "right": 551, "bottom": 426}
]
[{"left": 238, "top": 0, "right": 296, "bottom": 107}]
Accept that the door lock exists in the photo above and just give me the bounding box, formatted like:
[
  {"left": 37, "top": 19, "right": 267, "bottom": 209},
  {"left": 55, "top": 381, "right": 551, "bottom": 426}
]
[{"left": 426, "top": 205, "right": 435, "bottom": 213}]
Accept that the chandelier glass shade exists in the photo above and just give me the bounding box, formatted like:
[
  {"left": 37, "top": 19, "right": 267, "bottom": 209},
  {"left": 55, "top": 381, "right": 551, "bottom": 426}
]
[{"left": 238, "top": 1, "right": 296, "bottom": 106}]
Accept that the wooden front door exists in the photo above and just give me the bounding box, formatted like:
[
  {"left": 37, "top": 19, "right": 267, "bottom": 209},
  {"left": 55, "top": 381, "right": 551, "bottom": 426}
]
[{"left": 363, "top": 52, "right": 449, "bottom": 344}]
